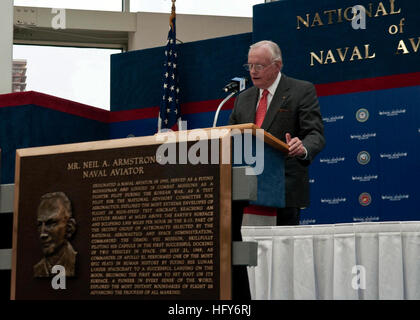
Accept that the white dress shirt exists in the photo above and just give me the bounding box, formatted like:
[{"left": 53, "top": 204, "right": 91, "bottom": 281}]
[
  {"left": 256, "top": 71, "right": 308, "bottom": 160},
  {"left": 256, "top": 72, "right": 282, "bottom": 112}
]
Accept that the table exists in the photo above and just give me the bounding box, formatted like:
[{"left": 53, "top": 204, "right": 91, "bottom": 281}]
[{"left": 241, "top": 221, "right": 420, "bottom": 300}]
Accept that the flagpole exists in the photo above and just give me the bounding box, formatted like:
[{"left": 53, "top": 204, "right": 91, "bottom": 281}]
[
  {"left": 171, "top": 0, "right": 183, "bottom": 130},
  {"left": 170, "top": 0, "right": 176, "bottom": 29},
  {"left": 159, "top": 0, "right": 176, "bottom": 133}
]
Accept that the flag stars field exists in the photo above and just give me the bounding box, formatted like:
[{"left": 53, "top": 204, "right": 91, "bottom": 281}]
[{"left": 158, "top": 2, "right": 181, "bottom": 132}]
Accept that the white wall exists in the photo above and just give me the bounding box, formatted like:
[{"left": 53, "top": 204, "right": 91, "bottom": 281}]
[
  {"left": 0, "top": 0, "right": 13, "bottom": 94},
  {"left": 129, "top": 12, "right": 252, "bottom": 51}
]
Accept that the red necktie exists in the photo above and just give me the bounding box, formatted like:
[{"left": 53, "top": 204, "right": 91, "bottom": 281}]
[
  {"left": 255, "top": 89, "right": 269, "bottom": 127},
  {"left": 245, "top": 89, "right": 277, "bottom": 221}
]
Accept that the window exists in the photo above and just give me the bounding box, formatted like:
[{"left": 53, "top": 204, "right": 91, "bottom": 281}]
[
  {"left": 130, "top": 0, "right": 264, "bottom": 17},
  {"left": 13, "top": 45, "right": 121, "bottom": 110},
  {"left": 11, "top": 0, "right": 264, "bottom": 110}
]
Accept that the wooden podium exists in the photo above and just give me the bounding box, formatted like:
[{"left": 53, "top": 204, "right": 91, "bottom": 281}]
[{"left": 11, "top": 124, "right": 288, "bottom": 300}]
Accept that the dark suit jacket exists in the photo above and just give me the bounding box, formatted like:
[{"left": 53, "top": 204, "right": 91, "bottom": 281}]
[{"left": 229, "top": 74, "right": 325, "bottom": 208}]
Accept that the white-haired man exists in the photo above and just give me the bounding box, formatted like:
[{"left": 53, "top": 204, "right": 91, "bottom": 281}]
[{"left": 229, "top": 40, "right": 325, "bottom": 225}]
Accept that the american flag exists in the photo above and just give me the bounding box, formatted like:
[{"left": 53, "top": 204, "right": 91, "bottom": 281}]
[{"left": 158, "top": 3, "right": 181, "bottom": 132}]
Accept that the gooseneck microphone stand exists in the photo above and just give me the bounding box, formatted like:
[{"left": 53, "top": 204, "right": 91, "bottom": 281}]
[{"left": 212, "top": 91, "right": 237, "bottom": 127}]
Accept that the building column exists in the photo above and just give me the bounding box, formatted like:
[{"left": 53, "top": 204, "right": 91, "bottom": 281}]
[{"left": 0, "top": 0, "right": 13, "bottom": 94}]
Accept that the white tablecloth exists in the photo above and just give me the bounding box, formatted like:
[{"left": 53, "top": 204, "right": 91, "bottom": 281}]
[{"left": 241, "top": 222, "right": 420, "bottom": 300}]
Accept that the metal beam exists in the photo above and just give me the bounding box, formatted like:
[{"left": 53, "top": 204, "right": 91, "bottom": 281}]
[
  {"left": 232, "top": 241, "right": 258, "bottom": 266},
  {"left": 0, "top": 249, "right": 11, "bottom": 270},
  {"left": 232, "top": 166, "right": 257, "bottom": 201},
  {"left": 0, "top": 184, "right": 14, "bottom": 214},
  {"left": 13, "top": 6, "right": 136, "bottom": 47}
]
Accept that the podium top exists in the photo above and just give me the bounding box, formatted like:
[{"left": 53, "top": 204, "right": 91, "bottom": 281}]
[
  {"left": 215, "top": 123, "right": 289, "bottom": 154},
  {"left": 16, "top": 124, "right": 289, "bottom": 157}
]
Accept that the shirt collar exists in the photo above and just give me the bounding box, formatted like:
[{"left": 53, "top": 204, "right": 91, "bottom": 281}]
[{"left": 260, "top": 71, "right": 282, "bottom": 97}]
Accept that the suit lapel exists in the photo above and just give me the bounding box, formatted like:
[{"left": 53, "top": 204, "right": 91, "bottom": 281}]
[
  {"left": 261, "top": 74, "right": 290, "bottom": 130},
  {"left": 243, "top": 87, "right": 259, "bottom": 124}
]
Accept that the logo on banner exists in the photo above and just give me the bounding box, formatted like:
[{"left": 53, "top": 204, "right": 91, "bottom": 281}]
[
  {"left": 353, "top": 216, "right": 379, "bottom": 222},
  {"left": 359, "top": 192, "right": 372, "bottom": 206},
  {"left": 378, "top": 109, "right": 406, "bottom": 117},
  {"left": 357, "top": 151, "right": 371, "bottom": 165},
  {"left": 319, "top": 156, "right": 345, "bottom": 164},
  {"left": 350, "top": 133, "right": 376, "bottom": 140},
  {"left": 300, "top": 218, "right": 316, "bottom": 225},
  {"left": 356, "top": 108, "right": 369, "bottom": 122},
  {"left": 323, "top": 115, "right": 344, "bottom": 123},
  {"left": 380, "top": 152, "right": 408, "bottom": 160},
  {"left": 381, "top": 194, "right": 410, "bottom": 201},
  {"left": 321, "top": 197, "right": 347, "bottom": 205},
  {"left": 352, "top": 174, "right": 378, "bottom": 182}
]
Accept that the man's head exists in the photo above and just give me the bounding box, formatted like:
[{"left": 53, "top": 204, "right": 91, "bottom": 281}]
[
  {"left": 37, "top": 192, "right": 76, "bottom": 257},
  {"left": 246, "top": 40, "right": 283, "bottom": 89}
]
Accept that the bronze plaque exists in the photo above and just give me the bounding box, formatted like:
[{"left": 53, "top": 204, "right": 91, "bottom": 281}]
[{"left": 11, "top": 134, "right": 232, "bottom": 299}]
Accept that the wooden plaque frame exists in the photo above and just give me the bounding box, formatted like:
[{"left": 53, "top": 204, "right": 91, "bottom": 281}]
[{"left": 11, "top": 130, "right": 232, "bottom": 300}]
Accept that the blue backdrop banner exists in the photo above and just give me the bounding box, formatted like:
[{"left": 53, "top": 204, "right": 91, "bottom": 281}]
[{"left": 251, "top": 0, "right": 420, "bottom": 224}]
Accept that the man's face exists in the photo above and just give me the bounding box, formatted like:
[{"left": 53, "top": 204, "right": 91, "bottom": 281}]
[
  {"left": 37, "top": 200, "right": 68, "bottom": 257},
  {"left": 248, "top": 46, "right": 282, "bottom": 89}
]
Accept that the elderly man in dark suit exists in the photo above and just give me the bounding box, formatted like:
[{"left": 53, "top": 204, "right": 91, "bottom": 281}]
[{"left": 229, "top": 40, "right": 325, "bottom": 226}]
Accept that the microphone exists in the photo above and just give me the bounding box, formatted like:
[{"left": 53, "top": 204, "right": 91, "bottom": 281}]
[
  {"left": 213, "top": 77, "right": 248, "bottom": 127},
  {"left": 223, "top": 77, "right": 247, "bottom": 93}
]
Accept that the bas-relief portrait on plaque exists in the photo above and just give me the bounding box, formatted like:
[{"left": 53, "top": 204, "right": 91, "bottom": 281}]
[
  {"left": 34, "top": 192, "right": 77, "bottom": 278},
  {"left": 12, "top": 138, "right": 231, "bottom": 300}
]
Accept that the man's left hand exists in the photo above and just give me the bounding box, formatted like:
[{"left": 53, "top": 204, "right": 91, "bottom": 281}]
[{"left": 286, "top": 133, "right": 306, "bottom": 158}]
